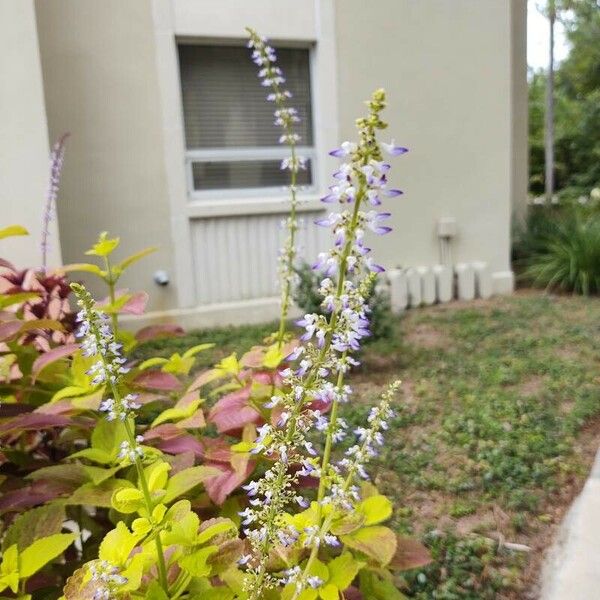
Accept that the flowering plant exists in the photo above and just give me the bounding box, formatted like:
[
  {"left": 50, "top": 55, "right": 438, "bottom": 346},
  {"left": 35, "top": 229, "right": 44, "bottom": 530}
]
[{"left": 0, "top": 29, "right": 429, "bottom": 600}]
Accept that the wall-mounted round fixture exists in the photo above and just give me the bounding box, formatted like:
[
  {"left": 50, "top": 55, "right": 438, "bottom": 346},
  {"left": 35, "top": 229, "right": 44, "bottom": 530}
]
[{"left": 153, "top": 270, "right": 169, "bottom": 286}]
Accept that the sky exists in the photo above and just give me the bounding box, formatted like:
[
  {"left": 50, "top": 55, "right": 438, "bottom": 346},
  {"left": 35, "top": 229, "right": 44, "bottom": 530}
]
[{"left": 527, "top": 0, "right": 571, "bottom": 70}]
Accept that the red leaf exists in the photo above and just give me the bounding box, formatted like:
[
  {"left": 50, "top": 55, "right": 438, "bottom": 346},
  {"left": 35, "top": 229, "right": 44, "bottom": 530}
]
[
  {"left": 134, "top": 370, "right": 181, "bottom": 391},
  {"left": 135, "top": 324, "right": 185, "bottom": 343},
  {"left": 389, "top": 535, "right": 432, "bottom": 571},
  {"left": 120, "top": 291, "right": 149, "bottom": 315},
  {"left": 202, "top": 438, "right": 235, "bottom": 464},
  {"left": 0, "top": 412, "right": 71, "bottom": 436},
  {"left": 0, "top": 480, "right": 71, "bottom": 514},
  {"left": 208, "top": 387, "right": 260, "bottom": 434},
  {"left": 204, "top": 460, "right": 255, "bottom": 505},
  {"left": 143, "top": 424, "right": 182, "bottom": 440},
  {"left": 31, "top": 343, "right": 79, "bottom": 382},
  {"left": 0, "top": 320, "right": 22, "bottom": 342},
  {"left": 144, "top": 425, "right": 205, "bottom": 457},
  {"left": 158, "top": 436, "right": 204, "bottom": 456},
  {"left": 0, "top": 258, "right": 15, "bottom": 270}
]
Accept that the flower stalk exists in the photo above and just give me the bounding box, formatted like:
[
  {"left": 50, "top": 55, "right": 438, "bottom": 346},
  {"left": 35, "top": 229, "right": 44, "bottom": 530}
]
[
  {"left": 246, "top": 28, "right": 305, "bottom": 348},
  {"left": 71, "top": 283, "right": 169, "bottom": 596},
  {"left": 241, "top": 86, "right": 408, "bottom": 598},
  {"left": 41, "top": 133, "right": 69, "bottom": 273}
]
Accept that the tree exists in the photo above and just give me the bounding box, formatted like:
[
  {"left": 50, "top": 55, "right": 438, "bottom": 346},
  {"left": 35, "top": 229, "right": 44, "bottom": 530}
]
[{"left": 529, "top": 0, "right": 600, "bottom": 199}]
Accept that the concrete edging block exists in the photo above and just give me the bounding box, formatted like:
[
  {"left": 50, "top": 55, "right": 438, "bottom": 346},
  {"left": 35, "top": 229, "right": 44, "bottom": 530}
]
[
  {"left": 406, "top": 267, "right": 422, "bottom": 308},
  {"left": 473, "top": 261, "right": 493, "bottom": 299},
  {"left": 455, "top": 263, "right": 475, "bottom": 301},
  {"left": 433, "top": 265, "right": 453, "bottom": 303},
  {"left": 416, "top": 266, "right": 436, "bottom": 305},
  {"left": 387, "top": 268, "right": 408, "bottom": 313}
]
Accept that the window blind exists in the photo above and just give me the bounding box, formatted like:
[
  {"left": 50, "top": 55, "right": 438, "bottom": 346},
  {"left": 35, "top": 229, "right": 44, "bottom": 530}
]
[{"left": 178, "top": 44, "right": 314, "bottom": 149}]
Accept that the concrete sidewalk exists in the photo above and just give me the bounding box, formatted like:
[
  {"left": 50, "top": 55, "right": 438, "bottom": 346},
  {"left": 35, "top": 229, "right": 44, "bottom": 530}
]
[{"left": 540, "top": 448, "right": 600, "bottom": 599}]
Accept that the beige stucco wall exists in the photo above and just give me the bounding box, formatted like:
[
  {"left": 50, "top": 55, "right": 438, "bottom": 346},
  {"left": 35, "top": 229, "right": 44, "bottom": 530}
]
[
  {"left": 0, "top": 0, "right": 61, "bottom": 269},
  {"left": 35, "top": 0, "right": 178, "bottom": 311},
  {"left": 335, "top": 0, "right": 523, "bottom": 277},
  {"left": 29, "top": 0, "right": 526, "bottom": 323},
  {"left": 511, "top": 0, "right": 529, "bottom": 226}
]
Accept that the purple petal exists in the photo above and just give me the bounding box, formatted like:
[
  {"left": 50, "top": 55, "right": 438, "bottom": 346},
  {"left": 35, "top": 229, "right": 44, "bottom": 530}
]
[
  {"left": 374, "top": 226, "right": 393, "bottom": 235},
  {"left": 385, "top": 189, "right": 404, "bottom": 197},
  {"left": 382, "top": 141, "right": 409, "bottom": 156}
]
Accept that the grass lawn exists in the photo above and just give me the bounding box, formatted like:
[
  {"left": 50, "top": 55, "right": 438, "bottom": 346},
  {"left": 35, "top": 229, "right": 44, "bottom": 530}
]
[{"left": 134, "top": 291, "right": 600, "bottom": 599}]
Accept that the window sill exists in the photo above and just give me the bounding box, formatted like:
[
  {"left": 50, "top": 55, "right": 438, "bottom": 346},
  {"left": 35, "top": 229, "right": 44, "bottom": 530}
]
[{"left": 186, "top": 195, "right": 325, "bottom": 218}]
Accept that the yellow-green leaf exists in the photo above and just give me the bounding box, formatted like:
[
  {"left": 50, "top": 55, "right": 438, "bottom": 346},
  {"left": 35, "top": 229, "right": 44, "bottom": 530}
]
[
  {"left": 57, "top": 263, "right": 104, "bottom": 277},
  {"left": 98, "top": 522, "right": 142, "bottom": 566},
  {"left": 182, "top": 343, "right": 215, "bottom": 359},
  {"left": 85, "top": 232, "right": 119, "bottom": 257},
  {"left": 146, "top": 461, "right": 171, "bottom": 493},
  {"left": 327, "top": 551, "right": 364, "bottom": 591},
  {"left": 162, "top": 465, "right": 220, "bottom": 504},
  {"left": 214, "top": 353, "right": 240, "bottom": 377},
  {"left": 117, "top": 246, "right": 157, "bottom": 272},
  {"left": 359, "top": 495, "right": 393, "bottom": 526},
  {"left": 0, "top": 293, "right": 39, "bottom": 310},
  {"left": 341, "top": 526, "right": 397, "bottom": 567},
  {"left": 0, "top": 225, "right": 28, "bottom": 240},
  {"left": 138, "top": 357, "right": 169, "bottom": 371},
  {"left": 19, "top": 534, "right": 76, "bottom": 578},
  {"left": 151, "top": 398, "right": 202, "bottom": 428},
  {"left": 179, "top": 546, "right": 218, "bottom": 577},
  {"left": 196, "top": 519, "right": 236, "bottom": 545},
  {"left": 262, "top": 346, "right": 284, "bottom": 369},
  {"left": 111, "top": 488, "right": 145, "bottom": 514}
]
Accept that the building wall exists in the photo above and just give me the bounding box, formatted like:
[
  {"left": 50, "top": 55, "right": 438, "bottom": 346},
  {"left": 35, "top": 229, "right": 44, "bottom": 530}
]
[
  {"left": 511, "top": 0, "right": 529, "bottom": 225},
  {"left": 0, "top": 0, "right": 60, "bottom": 269},
  {"left": 35, "top": 0, "right": 178, "bottom": 311},
  {"left": 31, "top": 0, "right": 525, "bottom": 325},
  {"left": 335, "top": 0, "right": 520, "bottom": 283}
]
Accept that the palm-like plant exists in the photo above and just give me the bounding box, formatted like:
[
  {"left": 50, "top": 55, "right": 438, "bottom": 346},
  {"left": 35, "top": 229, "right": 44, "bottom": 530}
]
[{"left": 524, "top": 210, "right": 600, "bottom": 295}]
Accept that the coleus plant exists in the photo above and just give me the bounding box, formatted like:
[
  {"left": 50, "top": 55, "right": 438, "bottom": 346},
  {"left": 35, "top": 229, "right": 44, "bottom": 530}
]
[{"left": 0, "top": 29, "right": 430, "bottom": 600}]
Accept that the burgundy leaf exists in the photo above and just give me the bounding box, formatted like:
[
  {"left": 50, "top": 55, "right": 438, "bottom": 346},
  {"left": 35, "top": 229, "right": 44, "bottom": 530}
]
[
  {"left": 208, "top": 387, "right": 260, "bottom": 434},
  {"left": 0, "top": 404, "right": 34, "bottom": 418},
  {"left": 153, "top": 435, "right": 205, "bottom": 457},
  {"left": 120, "top": 291, "right": 149, "bottom": 315},
  {"left": 0, "top": 480, "right": 71, "bottom": 514},
  {"left": 135, "top": 324, "right": 185, "bottom": 343},
  {"left": 0, "top": 412, "right": 71, "bottom": 436},
  {"left": 134, "top": 370, "right": 181, "bottom": 391},
  {"left": 144, "top": 425, "right": 205, "bottom": 457},
  {"left": 389, "top": 535, "right": 433, "bottom": 571},
  {"left": 31, "top": 343, "right": 79, "bottom": 382},
  {"left": 0, "top": 320, "right": 22, "bottom": 342},
  {"left": 204, "top": 460, "right": 254, "bottom": 506}
]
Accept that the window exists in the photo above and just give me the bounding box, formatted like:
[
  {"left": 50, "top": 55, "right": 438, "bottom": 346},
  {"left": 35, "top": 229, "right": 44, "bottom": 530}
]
[{"left": 178, "top": 44, "right": 315, "bottom": 198}]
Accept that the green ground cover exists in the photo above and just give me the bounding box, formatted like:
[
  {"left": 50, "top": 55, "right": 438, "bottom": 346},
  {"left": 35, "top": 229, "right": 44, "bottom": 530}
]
[{"left": 134, "top": 292, "right": 600, "bottom": 599}]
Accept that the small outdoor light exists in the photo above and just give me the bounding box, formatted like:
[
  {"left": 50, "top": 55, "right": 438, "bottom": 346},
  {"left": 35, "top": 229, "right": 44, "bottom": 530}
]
[{"left": 153, "top": 270, "right": 170, "bottom": 286}]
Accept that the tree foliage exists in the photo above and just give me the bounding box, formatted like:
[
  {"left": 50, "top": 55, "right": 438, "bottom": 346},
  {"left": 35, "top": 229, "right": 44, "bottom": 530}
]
[{"left": 529, "top": 0, "right": 600, "bottom": 198}]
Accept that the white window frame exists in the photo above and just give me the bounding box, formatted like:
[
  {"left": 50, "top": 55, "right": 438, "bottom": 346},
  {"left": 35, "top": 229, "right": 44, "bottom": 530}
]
[{"left": 180, "top": 42, "right": 318, "bottom": 202}]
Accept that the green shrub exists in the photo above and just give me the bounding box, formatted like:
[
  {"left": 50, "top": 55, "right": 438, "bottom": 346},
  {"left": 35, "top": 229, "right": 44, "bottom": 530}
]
[
  {"left": 294, "top": 260, "right": 394, "bottom": 342},
  {"left": 519, "top": 208, "right": 600, "bottom": 295}
]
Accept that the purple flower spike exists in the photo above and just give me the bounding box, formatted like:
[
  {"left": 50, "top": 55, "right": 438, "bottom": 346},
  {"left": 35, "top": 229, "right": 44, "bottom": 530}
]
[{"left": 382, "top": 140, "right": 409, "bottom": 156}]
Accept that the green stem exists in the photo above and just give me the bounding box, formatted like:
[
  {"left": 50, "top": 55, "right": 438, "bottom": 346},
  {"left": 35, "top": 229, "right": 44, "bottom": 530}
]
[
  {"left": 123, "top": 418, "right": 170, "bottom": 594},
  {"left": 273, "top": 85, "right": 299, "bottom": 349},
  {"left": 103, "top": 257, "right": 120, "bottom": 337}
]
